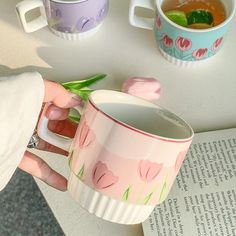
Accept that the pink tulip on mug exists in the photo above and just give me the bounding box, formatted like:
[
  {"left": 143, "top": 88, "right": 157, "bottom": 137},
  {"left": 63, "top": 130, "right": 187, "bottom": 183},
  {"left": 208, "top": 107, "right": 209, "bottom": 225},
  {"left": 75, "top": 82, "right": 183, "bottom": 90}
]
[
  {"left": 78, "top": 120, "right": 95, "bottom": 148},
  {"left": 139, "top": 160, "right": 163, "bottom": 183},
  {"left": 38, "top": 90, "right": 193, "bottom": 224},
  {"left": 92, "top": 161, "right": 119, "bottom": 189}
]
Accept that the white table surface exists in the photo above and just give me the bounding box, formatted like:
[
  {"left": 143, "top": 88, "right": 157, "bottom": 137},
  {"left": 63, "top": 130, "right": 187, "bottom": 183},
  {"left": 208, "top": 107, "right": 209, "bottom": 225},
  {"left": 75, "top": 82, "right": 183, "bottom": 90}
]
[{"left": 1, "top": 0, "right": 236, "bottom": 235}]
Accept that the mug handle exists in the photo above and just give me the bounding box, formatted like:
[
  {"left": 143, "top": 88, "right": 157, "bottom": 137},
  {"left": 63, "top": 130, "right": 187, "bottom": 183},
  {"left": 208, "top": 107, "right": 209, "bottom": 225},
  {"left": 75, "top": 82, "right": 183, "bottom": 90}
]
[
  {"left": 129, "top": 0, "right": 155, "bottom": 30},
  {"left": 16, "top": 0, "right": 48, "bottom": 33},
  {"left": 37, "top": 104, "right": 84, "bottom": 152}
]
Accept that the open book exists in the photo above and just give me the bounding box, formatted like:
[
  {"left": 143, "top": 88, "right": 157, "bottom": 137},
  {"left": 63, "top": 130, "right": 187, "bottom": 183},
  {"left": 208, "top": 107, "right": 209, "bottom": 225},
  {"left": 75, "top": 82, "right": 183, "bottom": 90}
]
[{"left": 142, "top": 128, "right": 236, "bottom": 236}]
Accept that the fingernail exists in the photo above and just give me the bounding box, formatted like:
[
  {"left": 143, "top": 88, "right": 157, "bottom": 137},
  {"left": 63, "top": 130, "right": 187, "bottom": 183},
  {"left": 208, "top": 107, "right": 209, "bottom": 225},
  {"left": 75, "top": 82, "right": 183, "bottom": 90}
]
[{"left": 47, "top": 106, "right": 63, "bottom": 119}]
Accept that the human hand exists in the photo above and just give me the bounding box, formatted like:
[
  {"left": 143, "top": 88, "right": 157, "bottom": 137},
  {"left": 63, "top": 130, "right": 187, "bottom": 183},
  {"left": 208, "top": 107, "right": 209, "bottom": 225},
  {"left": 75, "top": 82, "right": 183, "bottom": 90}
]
[{"left": 18, "top": 80, "right": 81, "bottom": 191}]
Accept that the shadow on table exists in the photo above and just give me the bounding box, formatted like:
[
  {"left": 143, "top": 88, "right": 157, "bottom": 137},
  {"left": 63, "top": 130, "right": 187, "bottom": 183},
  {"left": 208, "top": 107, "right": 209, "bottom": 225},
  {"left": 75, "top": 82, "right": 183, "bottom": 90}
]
[
  {"left": 35, "top": 45, "right": 130, "bottom": 89},
  {"left": 0, "top": 0, "right": 157, "bottom": 88},
  {"left": 0, "top": 64, "right": 54, "bottom": 79},
  {"left": 0, "top": 0, "right": 155, "bottom": 72},
  {"left": 0, "top": 0, "right": 153, "bottom": 44},
  {"left": 0, "top": 169, "right": 65, "bottom": 236}
]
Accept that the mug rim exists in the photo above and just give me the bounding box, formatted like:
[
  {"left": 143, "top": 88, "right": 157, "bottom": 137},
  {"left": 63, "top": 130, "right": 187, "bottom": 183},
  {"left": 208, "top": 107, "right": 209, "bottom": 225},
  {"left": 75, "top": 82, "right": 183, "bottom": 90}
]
[
  {"left": 88, "top": 90, "right": 194, "bottom": 143},
  {"left": 156, "top": 0, "right": 236, "bottom": 33},
  {"left": 50, "top": 0, "right": 88, "bottom": 4}
]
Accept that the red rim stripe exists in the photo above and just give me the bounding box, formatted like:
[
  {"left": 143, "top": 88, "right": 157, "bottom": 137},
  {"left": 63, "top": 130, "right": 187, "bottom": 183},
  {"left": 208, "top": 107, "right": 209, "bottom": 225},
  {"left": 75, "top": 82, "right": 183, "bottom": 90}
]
[{"left": 88, "top": 100, "right": 193, "bottom": 143}]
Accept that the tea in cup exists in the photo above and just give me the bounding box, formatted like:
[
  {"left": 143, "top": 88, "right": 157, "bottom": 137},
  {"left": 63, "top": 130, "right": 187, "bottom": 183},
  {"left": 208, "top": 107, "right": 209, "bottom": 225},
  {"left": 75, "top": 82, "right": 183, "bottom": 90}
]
[{"left": 129, "top": 0, "right": 235, "bottom": 67}]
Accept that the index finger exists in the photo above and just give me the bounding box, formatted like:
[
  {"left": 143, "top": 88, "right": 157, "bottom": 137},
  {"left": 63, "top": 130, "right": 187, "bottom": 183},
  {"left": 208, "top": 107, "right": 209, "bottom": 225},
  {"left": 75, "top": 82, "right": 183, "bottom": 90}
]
[{"left": 43, "top": 80, "right": 82, "bottom": 108}]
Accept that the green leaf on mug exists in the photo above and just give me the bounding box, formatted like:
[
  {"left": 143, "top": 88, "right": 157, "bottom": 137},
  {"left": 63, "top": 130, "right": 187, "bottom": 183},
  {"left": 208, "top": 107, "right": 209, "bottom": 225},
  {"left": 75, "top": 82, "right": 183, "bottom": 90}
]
[
  {"left": 159, "top": 181, "right": 167, "bottom": 203},
  {"left": 68, "top": 151, "right": 74, "bottom": 168},
  {"left": 143, "top": 192, "right": 153, "bottom": 205},
  {"left": 122, "top": 186, "right": 131, "bottom": 201},
  {"left": 77, "top": 163, "right": 85, "bottom": 180}
]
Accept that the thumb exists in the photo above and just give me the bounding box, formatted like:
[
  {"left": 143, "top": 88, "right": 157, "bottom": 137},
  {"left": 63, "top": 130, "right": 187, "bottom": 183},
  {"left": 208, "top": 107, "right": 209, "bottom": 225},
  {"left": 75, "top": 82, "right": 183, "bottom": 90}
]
[{"left": 43, "top": 80, "right": 82, "bottom": 108}]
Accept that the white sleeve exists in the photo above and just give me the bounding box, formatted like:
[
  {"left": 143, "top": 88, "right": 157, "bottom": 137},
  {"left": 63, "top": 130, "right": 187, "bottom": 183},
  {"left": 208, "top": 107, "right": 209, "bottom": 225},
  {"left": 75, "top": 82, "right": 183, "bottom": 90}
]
[{"left": 0, "top": 72, "right": 44, "bottom": 191}]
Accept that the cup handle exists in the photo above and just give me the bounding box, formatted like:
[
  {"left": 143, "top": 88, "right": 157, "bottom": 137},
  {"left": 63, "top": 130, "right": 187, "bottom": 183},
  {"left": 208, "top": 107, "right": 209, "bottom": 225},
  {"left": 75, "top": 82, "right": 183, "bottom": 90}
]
[
  {"left": 37, "top": 104, "right": 84, "bottom": 152},
  {"left": 16, "top": 0, "right": 48, "bottom": 33},
  {"left": 129, "top": 0, "right": 155, "bottom": 30}
]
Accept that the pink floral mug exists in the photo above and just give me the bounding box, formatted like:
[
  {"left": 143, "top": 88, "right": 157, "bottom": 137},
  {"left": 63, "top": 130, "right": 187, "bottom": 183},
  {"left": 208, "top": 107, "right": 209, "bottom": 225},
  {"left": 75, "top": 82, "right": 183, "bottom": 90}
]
[{"left": 38, "top": 90, "right": 194, "bottom": 224}]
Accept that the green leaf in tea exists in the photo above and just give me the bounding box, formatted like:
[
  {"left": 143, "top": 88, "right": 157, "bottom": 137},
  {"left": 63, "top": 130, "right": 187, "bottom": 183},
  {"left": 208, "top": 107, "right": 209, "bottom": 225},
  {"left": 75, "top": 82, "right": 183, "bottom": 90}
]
[
  {"left": 165, "top": 10, "right": 188, "bottom": 27},
  {"left": 188, "top": 23, "right": 212, "bottom": 29},
  {"left": 187, "top": 10, "right": 213, "bottom": 27}
]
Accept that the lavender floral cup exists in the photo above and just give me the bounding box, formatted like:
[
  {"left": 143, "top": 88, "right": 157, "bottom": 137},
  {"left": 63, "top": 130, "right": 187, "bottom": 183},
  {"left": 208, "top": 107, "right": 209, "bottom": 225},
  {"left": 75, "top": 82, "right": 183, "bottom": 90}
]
[
  {"left": 37, "top": 90, "right": 194, "bottom": 224},
  {"left": 16, "top": 0, "right": 109, "bottom": 40}
]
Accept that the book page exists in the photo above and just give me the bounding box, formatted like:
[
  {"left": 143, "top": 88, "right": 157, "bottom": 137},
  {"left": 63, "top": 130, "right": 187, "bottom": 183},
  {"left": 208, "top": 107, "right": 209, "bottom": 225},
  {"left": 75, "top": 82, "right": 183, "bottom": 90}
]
[{"left": 142, "top": 128, "right": 236, "bottom": 236}]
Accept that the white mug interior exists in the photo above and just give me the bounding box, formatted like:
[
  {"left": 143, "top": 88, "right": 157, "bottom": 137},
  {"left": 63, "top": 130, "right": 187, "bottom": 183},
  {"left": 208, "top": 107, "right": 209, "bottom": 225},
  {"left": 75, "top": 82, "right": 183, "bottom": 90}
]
[{"left": 89, "top": 90, "right": 194, "bottom": 141}]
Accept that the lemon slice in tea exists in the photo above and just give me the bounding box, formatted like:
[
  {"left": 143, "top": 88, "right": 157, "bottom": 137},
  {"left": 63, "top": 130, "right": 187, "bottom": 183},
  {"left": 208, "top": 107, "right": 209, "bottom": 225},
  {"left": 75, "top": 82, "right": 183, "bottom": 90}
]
[
  {"left": 188, "top": 23, "right": 212, "bottom": 29},
  {"left": 165, "top": 10, "right": 188, "bottom": 27},
  {"left": 187, "top": 10, "right": 213, "bottom": 27}
]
